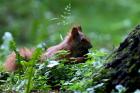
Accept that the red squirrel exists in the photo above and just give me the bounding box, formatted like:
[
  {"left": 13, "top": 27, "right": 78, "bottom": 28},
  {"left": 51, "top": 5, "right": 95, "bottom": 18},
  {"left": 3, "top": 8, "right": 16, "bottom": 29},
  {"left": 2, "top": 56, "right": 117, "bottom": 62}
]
[
  {"left": 4, "top": 26, "right": 92, "bottom": 71},
  {"left": 4, "top": 48, "right": 34, "bottom": 71}
]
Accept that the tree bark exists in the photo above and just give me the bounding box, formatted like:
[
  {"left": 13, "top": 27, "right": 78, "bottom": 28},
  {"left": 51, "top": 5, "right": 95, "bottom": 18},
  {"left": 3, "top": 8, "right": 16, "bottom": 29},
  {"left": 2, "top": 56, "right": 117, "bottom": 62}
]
[{"left": 103, "top": 25, "right": 140, "bottom": 93}]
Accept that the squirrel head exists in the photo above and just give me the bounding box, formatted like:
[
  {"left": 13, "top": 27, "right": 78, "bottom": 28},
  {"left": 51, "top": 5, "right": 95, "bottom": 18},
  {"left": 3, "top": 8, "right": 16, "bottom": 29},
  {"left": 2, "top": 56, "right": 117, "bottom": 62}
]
[{"left": 68, "top": 26, "right": 92, "bottom": 57}]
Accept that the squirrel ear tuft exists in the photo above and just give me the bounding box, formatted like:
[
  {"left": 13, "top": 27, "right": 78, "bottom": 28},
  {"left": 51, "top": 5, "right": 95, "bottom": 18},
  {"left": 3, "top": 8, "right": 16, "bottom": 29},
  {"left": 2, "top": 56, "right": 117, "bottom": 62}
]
[
  {"left": 77, "top": 26, "right": 82, "bottom": 32},
  {"left": 71, "top": 27, "right": 81, "bottom": 40},
  {"left": 71, "top": 27, "right": 79, "bottom": 36}
]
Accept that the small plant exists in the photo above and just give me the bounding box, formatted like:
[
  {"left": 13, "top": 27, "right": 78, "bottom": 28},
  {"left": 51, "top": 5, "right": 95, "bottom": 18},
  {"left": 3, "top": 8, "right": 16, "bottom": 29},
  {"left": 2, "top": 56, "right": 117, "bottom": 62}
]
[
  {"left": 51, "top": 3, "right": 72, "bottom": 26},
  {"left": 25, "top": 48, "right": 42, "bottom": 93}
]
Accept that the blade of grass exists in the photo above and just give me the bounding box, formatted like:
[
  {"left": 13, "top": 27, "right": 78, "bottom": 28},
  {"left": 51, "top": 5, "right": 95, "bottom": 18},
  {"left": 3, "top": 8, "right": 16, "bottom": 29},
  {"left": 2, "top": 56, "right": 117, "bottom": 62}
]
[{"left": 25, "top": 48, "right": 42, "bottom": 93}]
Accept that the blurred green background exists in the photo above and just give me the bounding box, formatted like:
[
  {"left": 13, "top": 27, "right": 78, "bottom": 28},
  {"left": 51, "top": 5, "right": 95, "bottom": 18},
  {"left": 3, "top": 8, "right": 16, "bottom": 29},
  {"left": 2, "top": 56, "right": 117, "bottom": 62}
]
[{"left": 0, "top": 0, "right": 140, "bottom": 49}]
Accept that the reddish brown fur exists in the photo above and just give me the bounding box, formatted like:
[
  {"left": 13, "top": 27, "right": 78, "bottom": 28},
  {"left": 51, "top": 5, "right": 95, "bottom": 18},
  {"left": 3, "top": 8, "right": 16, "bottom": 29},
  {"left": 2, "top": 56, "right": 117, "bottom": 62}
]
[
  {"left": 4, "top": 48, "right": 34, "bottom": 71},
  {"left": 4, "top": 26, "right": 92, "bottom": 71},
  {"left": 42, "top": 26, "right": 92, "bottom": 59}
]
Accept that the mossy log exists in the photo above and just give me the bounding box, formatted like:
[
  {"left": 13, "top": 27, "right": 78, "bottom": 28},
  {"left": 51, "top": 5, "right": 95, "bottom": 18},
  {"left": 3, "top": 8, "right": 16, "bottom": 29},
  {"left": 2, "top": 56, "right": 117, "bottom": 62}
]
[{"left": 103, "top": 25, "right": 140, "bottom": 93}]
